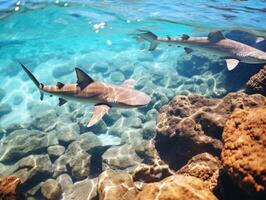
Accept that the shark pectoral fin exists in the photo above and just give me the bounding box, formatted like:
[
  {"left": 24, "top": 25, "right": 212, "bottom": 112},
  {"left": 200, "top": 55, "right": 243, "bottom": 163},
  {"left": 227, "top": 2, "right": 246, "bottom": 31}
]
[
  {"left": 75, "top": 68, "right": 94, "bottom": 90},
  {"left": 58, "top": 98, "right": 67, "bottom": 106},
  {"left": 225, "top": 59, "right": 239, "bottom": 71},
  {"left": 149, "top": 41, "right": 159, "bottom": 51},
  {"left": 121, "top": 79, "right": 135, "bottom": 89},
  {"left": 184, "top": 47, "right": 193, "bottom": 54},
  {"left": 87, "top": 104, "right": 111, "bottom": 127}
]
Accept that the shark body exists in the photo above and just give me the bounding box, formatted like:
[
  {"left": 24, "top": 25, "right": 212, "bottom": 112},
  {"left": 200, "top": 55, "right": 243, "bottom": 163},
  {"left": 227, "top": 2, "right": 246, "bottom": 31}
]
[
  {"left": 136, "top": 30, "right": 266, "bottom": 70},
  {"left": 20, "top": 63, "right": 151, "bottom": 127}
]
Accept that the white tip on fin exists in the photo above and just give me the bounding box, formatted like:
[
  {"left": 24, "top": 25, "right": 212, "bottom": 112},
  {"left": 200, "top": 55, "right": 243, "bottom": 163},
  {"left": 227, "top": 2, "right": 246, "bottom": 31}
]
[
  {"left": 225, "top": 59, "right": 239, "bottom": 71},
  {"left": 255, "top": 36, "right": 265, "bottom": 43},
  {"left": 87, "top": 104, "right": 110, "bottom": 127}
]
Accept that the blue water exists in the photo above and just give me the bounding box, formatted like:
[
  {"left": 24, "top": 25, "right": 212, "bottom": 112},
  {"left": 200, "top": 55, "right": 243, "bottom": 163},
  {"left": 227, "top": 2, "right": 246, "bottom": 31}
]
[{"left": 0, "top": 1, "right": 265, "bottom": 196}]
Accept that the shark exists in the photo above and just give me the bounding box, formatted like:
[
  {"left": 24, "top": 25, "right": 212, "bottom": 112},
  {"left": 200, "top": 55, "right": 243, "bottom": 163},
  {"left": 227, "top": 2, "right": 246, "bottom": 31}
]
[
  {"left": 20, "top": 63, "right": 151, "bottom": 127},
  {"left": 135, "top": 30, "right": 266, "bottom": 71}
]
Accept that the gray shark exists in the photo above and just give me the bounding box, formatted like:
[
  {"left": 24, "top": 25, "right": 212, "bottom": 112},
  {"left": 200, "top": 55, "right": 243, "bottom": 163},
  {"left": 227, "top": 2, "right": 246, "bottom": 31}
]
[
  {"left": 20, "top": 63, "right": 151, "bottom": 127},
  {"left": 135, "top": 30, "right": 266, "bottom": 71}
]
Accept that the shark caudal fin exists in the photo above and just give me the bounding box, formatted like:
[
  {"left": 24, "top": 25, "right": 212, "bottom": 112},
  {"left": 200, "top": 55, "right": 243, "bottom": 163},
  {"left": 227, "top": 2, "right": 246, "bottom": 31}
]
[
  {"left": 135, "top": 30, "right": 159, "bottom": 51},
  {"left": 19, "top": 62, "right": 44, "bottom": 100}
]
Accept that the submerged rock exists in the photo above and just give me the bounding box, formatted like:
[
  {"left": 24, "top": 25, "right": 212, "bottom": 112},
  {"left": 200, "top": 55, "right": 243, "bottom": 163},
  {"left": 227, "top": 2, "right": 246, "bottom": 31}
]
[
  {"left": 47, "top": 145, "right": 65, "bottom": 160},
  {"left": 0, "top": 88, "right": 6, "bottom": 101},
  {"left": 98, "top": 169, "right": 138, "bottom": 200},
  {"left": 102, "top": 144, "right": 142, "bottom": 173},
  {"left": 156, "top": 92, "right": 266, "bottom": 169},
  {"left": 246, "top": 65, "right": 266, "bottom": 96},
  {"left": 41, "top": 179, "right": 62, "bottom": 200},
  {"left": 135, "top": 174, "right": 217, "bottom": 200},
  {"left": 0, "top": 103, "right": 12, "bottom": 118},
  {"left": 177, "top": 153, "right": 221, "bottom": 192},
  {"left": 0, "top": 176, "right": 22, "bottom": 200},
  {"left": 0, "top": 129, "right": 52, "bottom": 163},
  {"left": 221, "top": 107, "right": 266, "bottom": 197}
]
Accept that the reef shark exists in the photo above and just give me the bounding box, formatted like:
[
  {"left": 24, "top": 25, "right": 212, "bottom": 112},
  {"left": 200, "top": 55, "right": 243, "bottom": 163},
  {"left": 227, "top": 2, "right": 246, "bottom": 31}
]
[
  {"left": 20, "top": 63, "right": 151, "bottom": 127},
  {"left": 135, "top": 30, "right": 266, "bottom": 71}
]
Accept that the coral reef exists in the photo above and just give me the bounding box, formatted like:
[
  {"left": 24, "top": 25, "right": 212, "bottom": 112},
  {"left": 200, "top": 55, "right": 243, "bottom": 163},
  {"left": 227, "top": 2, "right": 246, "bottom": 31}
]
[
  {"left": 0, "top": 176, "right": 22, "bottom": 200},
  {"left": 135, "top": 174, "right": 218, "bottom": 200},
  {"left": 156, "top": 92, "right": 266, "bottom": 169},
  {"left": 246, "top": 65, "right": 266, "bottom": 96},
  {"left": 221, "top": 107, "right": 266, "bottom": 197}
]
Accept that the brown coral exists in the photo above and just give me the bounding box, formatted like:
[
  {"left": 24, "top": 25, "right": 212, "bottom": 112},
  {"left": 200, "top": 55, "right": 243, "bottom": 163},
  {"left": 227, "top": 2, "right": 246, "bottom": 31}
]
[
  {"left": 0, "top": 176, "right": 21, "bottom": 200},
  {"left": 221, "top": 107, "right": 266, "bottom": 197},
  {"left": 246, "top": 65, "right": 266, "bottom": 96}
]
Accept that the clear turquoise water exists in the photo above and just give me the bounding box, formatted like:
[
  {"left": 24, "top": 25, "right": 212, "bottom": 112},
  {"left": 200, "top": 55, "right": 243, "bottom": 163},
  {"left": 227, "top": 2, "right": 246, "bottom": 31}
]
[{"left": 0, "top": 0, "right": 265, "bottom": 133}]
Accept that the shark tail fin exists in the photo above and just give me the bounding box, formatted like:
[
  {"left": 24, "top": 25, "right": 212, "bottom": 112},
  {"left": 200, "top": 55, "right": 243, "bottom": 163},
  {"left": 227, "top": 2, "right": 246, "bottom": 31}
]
[
  {"left": 19, "top": 62, "right": 44, "bottom": 100},
  {"left": 135, "top": 29, "right": 159, "bottom": 51}
]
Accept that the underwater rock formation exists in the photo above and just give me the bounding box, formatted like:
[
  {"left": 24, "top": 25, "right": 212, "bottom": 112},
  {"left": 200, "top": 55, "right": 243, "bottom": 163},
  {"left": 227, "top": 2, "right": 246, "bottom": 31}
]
[
  {"left": 156, "top": 92, "right": 266, "bottom": 169},
  {"left": 0, "top": 129, "right": 55, "bottom": 163},
  {"left": 41, "top": 179, "right": 62, "bottom": 200},
  {"left": 0, "top": 103, "right": 12, "bottom": 118},
  {"left": 102, "top": 144, "right": 142, "bottom": 173},
  {"left": 246, "top": 65, "right": 266, "bottom": 96},
  {"left": 0, "top": 176, "right": 22, "bottom": 200},
  {"left": 134, "top": 174, "right": 218, "bottom": 200},
  {"left": 98, "top": 169, "right": 138, "bottom": 200},
  {"left": 221, "top": 107, "right": 266, "bottom": 197},
  {"left": 177, "top": 153, "right": 221, "bottom": 192}
]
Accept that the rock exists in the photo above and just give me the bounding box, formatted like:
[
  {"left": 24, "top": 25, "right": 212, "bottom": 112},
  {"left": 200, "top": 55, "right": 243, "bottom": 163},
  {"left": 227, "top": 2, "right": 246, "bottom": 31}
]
[
  {"left": 146, "top": 109, "right": 158, "bottom": 121},
  {"left": 246, "top": 65, "right": 266, "bottom": 96},
  {"left": 56, "top": 174, "right": 73, "bottom": 195},
  {"left": 52, "top": 65, "right": 72, "bottom": 78},
  {"left": 56, "top": 123, "right": 80, "bottom": 146},
  {"left": 0, "top": 176, "right": 22, "bottom": 200},
  {"left": 62, "top": 177, "right": 98, "bottom": 200},
  {"left": 41, "top": 179, "right": 62, "bottom": 200},
  {"left": 133, "top": 161, "right": 174, "bottom": 183},
  {"left": 221, "top": 107, "right": 266, "bottom": 197},
  {"left": 12, "top": 95, "right": 23, "bottom": 105},
  {"left": 31, "top": 111, "right": 58, "bottom": 132},
  {"left": 177, "top": 153, "right": 221, "bottom": 192},
  {"left": 110, "top": 71, "right": 125, "bottom": 83},
  {"left": 121, "top": 129, "right": 143, "bottom": 147},
  {"left": 0, "top": 88, "right": 6, "bottom": 101},
  {"left": 142, "top": 121, "right": 156, "bottom": 139},
  {"left": 0, "top": 103, "right": 12, "bottom": 118},
  {"left": 156, "top": 92, "right": 266, "bottom": 169},
  {"left": 0, "top": 129, "right": 52, "bottom": 163},
  {"left": 47, "top": 145, "right": 65, "bottom": 160},
  {"left": 135, "top": 174, "right": 218, "bottom": 200},
  {"left": 98, "top": 169, "right": 138, "bottom": 200},
  {"left": 12, "top": 155, "right": 53, "bottom": 191},
  {"left": 53, "top": 132, "right": 101, "bottom": 180},
  {"left": 102, "top": 144, "right": 142, "bottom": 173}
]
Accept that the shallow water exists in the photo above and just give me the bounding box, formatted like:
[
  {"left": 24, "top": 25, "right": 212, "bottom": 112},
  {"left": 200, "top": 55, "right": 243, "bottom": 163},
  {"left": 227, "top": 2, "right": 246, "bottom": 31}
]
[{"left": 0, "top": 0, "right": 265, "bottom": 197}]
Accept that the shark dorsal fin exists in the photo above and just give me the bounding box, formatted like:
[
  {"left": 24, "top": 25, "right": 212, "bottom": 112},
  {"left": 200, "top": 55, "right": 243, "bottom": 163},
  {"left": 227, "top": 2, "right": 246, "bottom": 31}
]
[
  {"left": 75, "top": 67, "right": 94, "bottom": 90},
  {"left": 56, "top": 82, "right": 64, "bottom": 89},
  {"left": 208, "top": 31, "right": 225, "bottom": 42},
  {"left": 181, "top": 34, "right": 190, "bottom": 40}
]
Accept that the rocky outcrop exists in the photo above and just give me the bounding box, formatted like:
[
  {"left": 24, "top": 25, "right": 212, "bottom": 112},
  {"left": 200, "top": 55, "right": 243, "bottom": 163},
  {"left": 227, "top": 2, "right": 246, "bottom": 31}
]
[
  {"left": 41, "top": 179, "right": 62, "bottom": 200},
  {"left": 53, "top": 132, "right": 101, "bottom": 180},
  {"left": 246, "top": 65, "right": 266, "bottom": 96},
  {"left": 102, "top": 144, "right": 142, "bottom": 173},
  {"left": 98, "top": 169, "right": 138, "bottom": 200},
  {"left": 0, "top": 129, "right": 56, "bottom": 163},
  {"left": 133, "top": 161, "right": 174, "bottom": 183},
  {"left": 156, "top": 92, "right": 266, "bottom": 169},
  {"left": 221, "top": 107, "right": 266, "bottom": 197},
  {"left": 134, "top": 174, "right": 218, "bottom": 200},
  {"left": 0, "top": 176, "right": 22, "bottom": 200},
  {"left": 177, "top": 153, "right": 221, "bottom": 192}
]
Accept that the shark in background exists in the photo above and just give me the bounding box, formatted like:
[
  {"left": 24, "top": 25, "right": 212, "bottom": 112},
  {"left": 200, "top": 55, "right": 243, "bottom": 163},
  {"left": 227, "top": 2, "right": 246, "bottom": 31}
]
[
  {"left": 135, "top": 30, "right": 266, "bottom": 71},
  {"left": 20, "top": 63, "right": 151, "bottom": 127}
]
